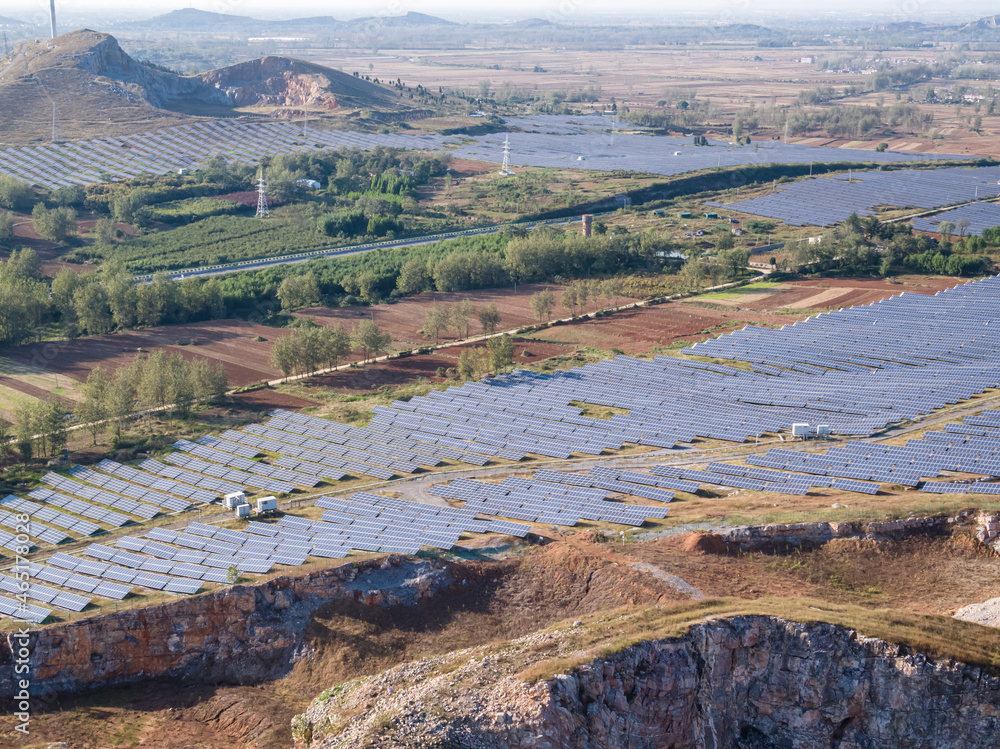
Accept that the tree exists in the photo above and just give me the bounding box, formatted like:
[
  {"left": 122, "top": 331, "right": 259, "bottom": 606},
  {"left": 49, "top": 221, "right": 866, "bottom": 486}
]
[
  {"left": 355, "top": 320, "right": 392, "bottom": 362},
  {"left": 13, "top": 402, "right": 35, "bottom": 463},
  {"left": 137, "top": 349, "right": 173, "bottom": 411},
  {"left": 103, "top": 261, "right": 138, "bottom": 330},
  {"left": 73, "top": 283, "right": 113, "bottom": 335},
  {"left": 422, "top": 306, "right": 450, "bottom": 344},
  {"left": 529, "top": 288, "right": 556, "bottom": 321},
  {"left": 43, "top": 399, "right": 67, "bottom": 457},
  {"left": 79, "top": 366, "right": 110, "bottom": 446},
  {"left": 457, "top": 348, "right": 478, "bottom": 380},
  {"left": 450, "top": 299, "right": 475, "bottom": 339},
  {"left": 396, "top": 258, "right": 431, "bottom": 295},
  {"left": 0, "top": 417, "right": 11, "bottom": 464},
  {"left": 562, "top": 285, "right": 578, "bottom": 317},
  {"left": 31, "top": 203, "right": 77, "bottom": 243},
  {"left": 478, "top": 303, "right": 501, "bottom": 335},
  {"left": 938, "top": 221, "right": 955, "bottom": 242},
  {"left": 298, "top": 325, "right": 326, "bottom": 374},
  {"left": 681, "top": 258, "right": 706, "bottom": 290},
  {"left": 106, "top": 369, "right": 136, "bottom": 441},
  {"left": 0, "top": 211, "right": 14, "bottom": 247},
  {"left": 277, "top": 272, "right": 321, "bottom": 311},
  {"left": 94, "top": 217, "right": 117, "bottom": 247},
  {"left": 226, "top": 564, "right": 240, "bottom": 585},
  {"left": 956, "top": 217, "right": 971, "bottom": 239},
  {"left": 487, "top": 333, "right": 515, "bottom": 374},
  {"left": 321, "top": 324, "right": 353, "bottom": 370},
  {"left": 191, "top": 359, "right": 229, "bottom": 401},
  {"left": 601, "top": 278, "right": 624, "bottom": 309},
  {"left": 355, "top": 270, "right": 380, "bottom": 305},
  {"left": 0, "top": 175, "right": 33, "bottom": 211},
  {"left": 271, "top": 333, "right": 302, "bottom": 379}
]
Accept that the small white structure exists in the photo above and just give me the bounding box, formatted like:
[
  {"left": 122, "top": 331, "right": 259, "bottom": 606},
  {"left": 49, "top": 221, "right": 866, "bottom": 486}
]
[
  {"left": 295, "top": 178, "right": 321, "bottom": 190},
  {"left": 223, "top": 492, "right": 246, "bottom": 510},
  {"left": 792, "top": 423, "right": 811, "bottom": 438},
  {"left": 234, "top": 503, "right": 251, "bottom": 518},
  {"left": 816, "top": 424, "right": 832, "bottom": 437},
  {"left": 257, "top": 496, "right": 278, "bottom": 513}
]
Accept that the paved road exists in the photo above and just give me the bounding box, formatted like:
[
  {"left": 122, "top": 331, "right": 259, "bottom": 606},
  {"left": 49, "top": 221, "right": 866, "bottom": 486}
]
[{"left": 134, "top": 217, "right": 577, "bottom": 283}]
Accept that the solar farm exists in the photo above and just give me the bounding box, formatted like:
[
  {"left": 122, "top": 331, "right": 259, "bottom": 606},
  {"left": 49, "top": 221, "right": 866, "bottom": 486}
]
[
  {"left": 450, "top": 115, "right": 959, "bottom": 180},
  {"left": 0, "top": 120, "right": 454, "bottom": 189},
  {"left": 7, "top": 274, "right": 1000, "bottom": 622},
  {"left": 912, "top": 201, "right": 1000, "bottom": 237},
  {"left": 0, "top": 113, "right": 965, "bottom": 191},
  {"left": 706, "top": 166, "right": 1000, "bottom": 227}
]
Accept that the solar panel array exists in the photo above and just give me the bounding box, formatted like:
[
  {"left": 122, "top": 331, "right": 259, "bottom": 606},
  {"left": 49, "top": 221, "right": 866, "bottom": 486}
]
[
  {"left": 0, "top": 120, "right": 456, "bottom": 189},
  {"left": 705, "top": 167, "right": 1000, "bottom": 227},
  {"left": 0, "top": 594, "right": 50, "bottom": 624},
  {"left": 431, "top": 472, "right": 670, "bottom": 527},
  {"left": 165, "top": 450, "right": 297, "bottom": 495},
  {"left": 68, "top": 465, "right": 196, "bottom": 512},
  {"left": 28, "top": 487, "right": 132, "bottom": 528},
  {"left": 42, "top": 472, "right": 161, "bottom": 520},
  {"left": 911, "top": 201, "right": 1000, "bottom": 238},
  {"left": 0, "top": 498, "right": 72, "bottom": 546},
  {"left": 1, "top": 494, "right": 99, "bottom": 539},
  {"left": 451, "top": 115, "right": 957, "bottom": 183}
]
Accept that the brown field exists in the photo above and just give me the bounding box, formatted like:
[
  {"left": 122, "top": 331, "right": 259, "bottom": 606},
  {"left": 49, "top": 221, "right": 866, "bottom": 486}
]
[
  {"left": 698, "top": 275, "right": 965, "bottom": 312},
  {"left": 302, "top": 47, "right": 1000, "bottom": 159},
  {"left": 295, "top": 282, "right": 630, "bottom": 348},
  {"left": 522, "top": 303, "right": 792, "bottom": 355},
  {"left": 7, "top": 320, "right": 284, "bottom": 388}
]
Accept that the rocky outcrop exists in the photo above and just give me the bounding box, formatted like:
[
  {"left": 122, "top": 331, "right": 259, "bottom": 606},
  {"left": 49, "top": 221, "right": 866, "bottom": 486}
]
[
  {"left": 0, "top": 556, "right": 450, "bottom": 699},
  {"left": 295, "top": 616, "right": 1000, "bottom": 749},
  {"left": 715, "top": 511, "right": 972, "bottom": 553}
]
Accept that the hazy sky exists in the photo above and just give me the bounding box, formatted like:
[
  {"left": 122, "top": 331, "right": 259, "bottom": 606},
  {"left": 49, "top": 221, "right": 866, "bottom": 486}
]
[{"left": 5, "top": 0, "right": 998, "bottom": 23}]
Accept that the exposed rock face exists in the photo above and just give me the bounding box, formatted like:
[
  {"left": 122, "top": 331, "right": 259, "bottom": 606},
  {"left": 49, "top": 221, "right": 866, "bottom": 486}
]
[
  {"left": 295, "top": 616, "right": 1000, "bottom": 748},
  {"left": 0, "top": 557, "right": 450, "bottom": 698},
  {"left": 715, "top": 511, "right": 970, "bottom": 553}
]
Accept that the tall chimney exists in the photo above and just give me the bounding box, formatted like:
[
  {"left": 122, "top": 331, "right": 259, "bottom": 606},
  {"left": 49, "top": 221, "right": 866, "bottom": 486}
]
[{"left": 49, "top": 0, "right": 57, "bottom": 39}]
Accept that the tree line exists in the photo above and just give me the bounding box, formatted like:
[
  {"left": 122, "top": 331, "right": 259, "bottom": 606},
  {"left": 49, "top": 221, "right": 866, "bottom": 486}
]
[
  {"left": 269, "top": 320, "right": 393, "bottom": 379},
  {"left": 421, "top": 301, "right": 501, "bottom": 343},
  {"left": 0, "top": 350, "right": 229, "bottom": 463}
]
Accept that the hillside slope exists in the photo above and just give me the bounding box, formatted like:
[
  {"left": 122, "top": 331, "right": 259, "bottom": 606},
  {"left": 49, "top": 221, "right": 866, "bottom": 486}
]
[{"left": 0, "top": 29, "right": 408, "bottom": 144}]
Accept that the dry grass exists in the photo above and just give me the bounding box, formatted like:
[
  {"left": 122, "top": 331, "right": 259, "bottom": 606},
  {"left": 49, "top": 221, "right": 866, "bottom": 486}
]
[{"left": 518, "top": 596, "right": 1000, "bottom": 683}]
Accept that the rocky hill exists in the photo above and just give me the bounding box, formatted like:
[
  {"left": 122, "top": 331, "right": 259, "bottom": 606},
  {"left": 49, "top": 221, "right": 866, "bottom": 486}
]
[
  {"left": 0, "top": 29, "right": 408, "bottom": 144},
  {"left": 294, "top": 614, "right": 1000, "bottom": 748}
]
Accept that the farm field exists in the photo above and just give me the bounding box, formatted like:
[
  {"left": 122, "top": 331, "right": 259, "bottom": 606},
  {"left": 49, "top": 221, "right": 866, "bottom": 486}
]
[
  {"left": 5, "top": 275, "right": 967, "bottom": 408},
  {"left": 694, "top": 275, "right": 964, "bottom": 310},
  {"left": 6, "top": 320, "right": 284, "bottom": 389},
  {"left": 294, "top": 282, "right": 630, "bottom": 348}
]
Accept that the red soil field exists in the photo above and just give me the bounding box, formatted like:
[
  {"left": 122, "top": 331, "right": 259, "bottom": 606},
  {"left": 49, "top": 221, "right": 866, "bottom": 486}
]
[
  {"left": 529, "top": 304, "right": 795, "bottom": 355},
  {"left": 296, "top": 283, "right": 622, "bottom": 349},
  {"left": 7, "top": 320, "right": 284, "bottom": 387},
  {"left": 232, "top": 388, "right": 319, "bottom": 411}
]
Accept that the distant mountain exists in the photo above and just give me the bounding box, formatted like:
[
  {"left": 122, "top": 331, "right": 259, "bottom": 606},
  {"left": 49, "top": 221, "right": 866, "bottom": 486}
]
[
  {"left": 0, "top": 16, "right": 29, "bottom": 27},
  {"left": 128, "top": 8, "right": 264, "bottom": 30},
  {"left": 511, "top": 18, "right": 554, "bottom": 28},
  {"left": 0, "top": 30, "right": 413, "bottom": 144},
  {"left": 345, "top": 12, "right": 456, "bottom": 28},
  {"left": 962, "top": 14, "right": 1000, "bottom": 30}
]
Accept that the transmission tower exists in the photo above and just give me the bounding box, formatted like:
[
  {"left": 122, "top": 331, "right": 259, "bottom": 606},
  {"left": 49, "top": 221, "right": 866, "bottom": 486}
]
[
  {"left": 610, "top": 115, "right": 617, "bottom": 148},
  {"left": 256, "top": 166, "right": 269, "bottom": 218},
  {"left": 499, "top": 134, "right": 514, "bottom": 176}
]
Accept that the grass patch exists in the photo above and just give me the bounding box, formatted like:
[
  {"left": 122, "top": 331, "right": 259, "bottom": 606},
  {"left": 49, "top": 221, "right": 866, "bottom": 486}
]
[{"left": 518, "top": 597, "right": 1000, "bottom": 683}]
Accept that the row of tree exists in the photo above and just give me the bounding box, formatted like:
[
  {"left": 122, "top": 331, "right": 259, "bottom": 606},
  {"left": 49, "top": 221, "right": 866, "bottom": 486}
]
[
  {"left": 456, "top": 334, "right": 516, "bottom": 380},
  {"left": 270, "top": 320, "right": 393, "bottom": 379},
  {"left": 0, "top": 350, "right": 230, "bottom": 463},
  {"left": 421, "top": 301, "right": 501, "bottom": 343}
]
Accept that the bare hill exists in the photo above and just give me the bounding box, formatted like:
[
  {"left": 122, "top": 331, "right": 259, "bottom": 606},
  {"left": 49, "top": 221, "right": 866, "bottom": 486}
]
[{"left": 0, "top": 29, "right": 411, "bottom": 144}]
